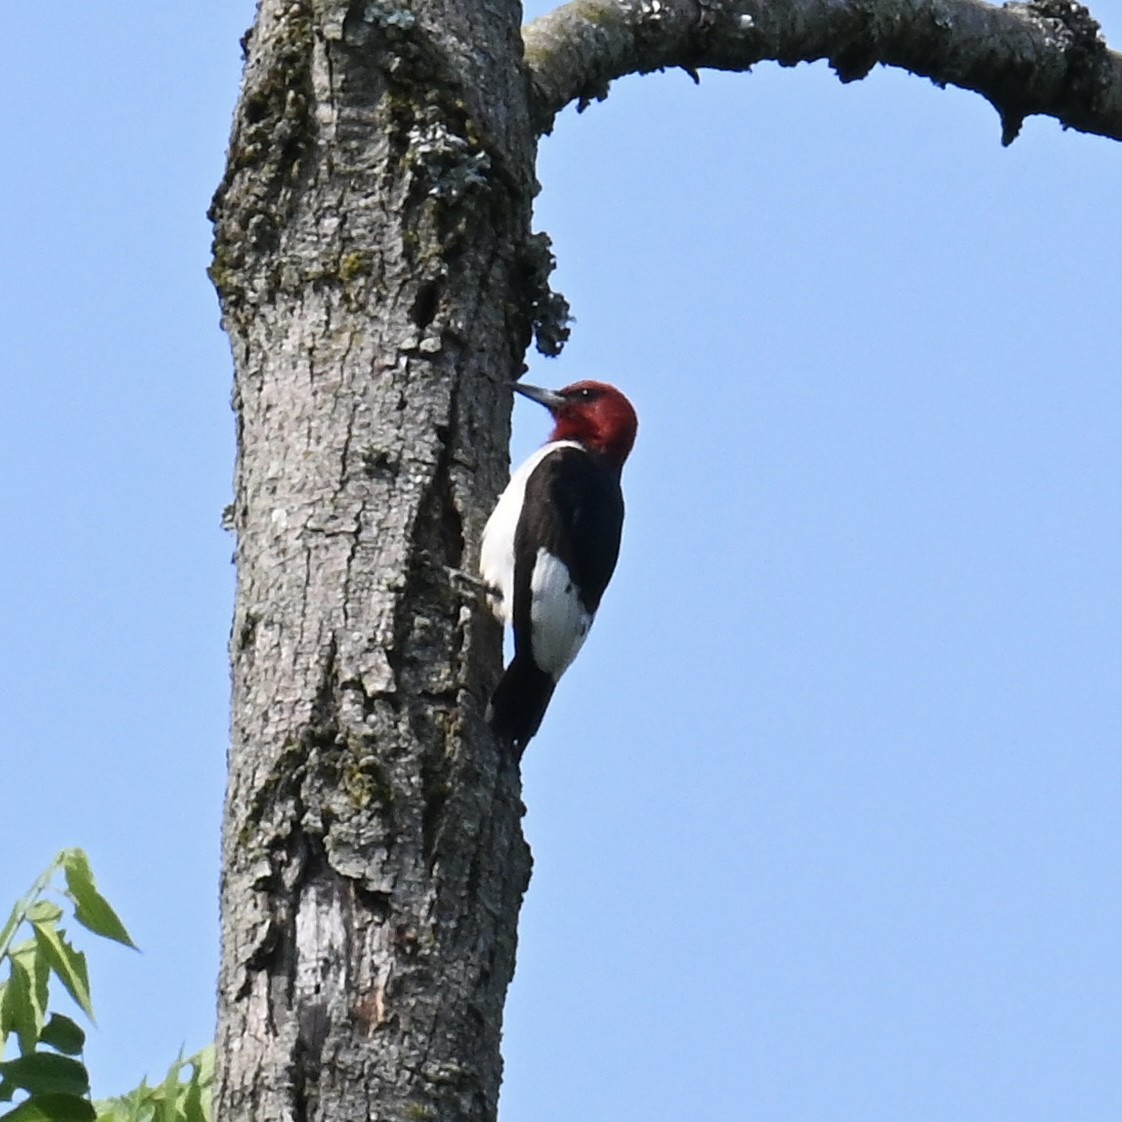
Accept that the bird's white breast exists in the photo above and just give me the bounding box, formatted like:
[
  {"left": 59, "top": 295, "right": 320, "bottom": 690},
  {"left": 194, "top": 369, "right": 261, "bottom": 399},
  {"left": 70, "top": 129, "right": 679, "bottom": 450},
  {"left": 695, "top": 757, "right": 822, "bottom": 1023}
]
[
  {"left": 528, "top": 548, "right": 593, "bottom": 678},
  {"left": 480, "top": 440, "right": 581, "bottom": 623}
]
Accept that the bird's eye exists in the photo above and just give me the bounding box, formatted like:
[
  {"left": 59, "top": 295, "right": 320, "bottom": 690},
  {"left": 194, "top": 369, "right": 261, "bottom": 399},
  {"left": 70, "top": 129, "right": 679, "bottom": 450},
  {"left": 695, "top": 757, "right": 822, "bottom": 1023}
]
[{"left": 577, "top": 387, "right": 596, "bottom": 400}]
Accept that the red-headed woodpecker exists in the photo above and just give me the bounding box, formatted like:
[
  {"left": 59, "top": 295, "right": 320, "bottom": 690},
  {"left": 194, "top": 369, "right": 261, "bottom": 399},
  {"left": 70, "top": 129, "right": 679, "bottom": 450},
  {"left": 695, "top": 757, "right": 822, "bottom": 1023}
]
[{"left": 481, "top": 380, "right": 638, "bottom": 753}]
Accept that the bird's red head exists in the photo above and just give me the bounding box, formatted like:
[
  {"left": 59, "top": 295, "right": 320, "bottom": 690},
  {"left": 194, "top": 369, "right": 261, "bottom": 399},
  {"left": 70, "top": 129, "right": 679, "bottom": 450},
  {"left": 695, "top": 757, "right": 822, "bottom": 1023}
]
[{"left": 514, "top": 379, "right": 638, "bottom": 469}]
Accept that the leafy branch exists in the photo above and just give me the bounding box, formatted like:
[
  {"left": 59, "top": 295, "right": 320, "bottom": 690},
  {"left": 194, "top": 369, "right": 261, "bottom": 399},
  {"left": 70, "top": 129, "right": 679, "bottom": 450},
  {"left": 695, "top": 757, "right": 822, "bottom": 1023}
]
[
  {"left": 93, "top": 1049, "right": 213, "bottom": 1122},
  {"left": 0, "top": 851, "right": 212, "bottom": 1122}
]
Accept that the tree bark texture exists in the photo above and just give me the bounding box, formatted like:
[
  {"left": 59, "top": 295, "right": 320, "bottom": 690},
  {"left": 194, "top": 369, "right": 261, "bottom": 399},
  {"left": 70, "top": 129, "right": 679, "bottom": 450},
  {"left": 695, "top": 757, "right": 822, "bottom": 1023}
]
[
  {"left": 210, "top": 1, "right": 547, "bottom": 1118},
  {"left": 524, "top": 0, "right": 1122, "bottom": 143},
  {"left": 211, "top": 0, "right": 1122, "bottom": 1119}
]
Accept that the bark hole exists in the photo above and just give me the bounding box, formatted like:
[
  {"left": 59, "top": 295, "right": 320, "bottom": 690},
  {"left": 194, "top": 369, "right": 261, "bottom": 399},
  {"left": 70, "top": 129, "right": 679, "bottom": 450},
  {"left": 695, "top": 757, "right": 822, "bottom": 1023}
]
[{"left": 411, "top": 281, "right": 441, "bottom": 328}]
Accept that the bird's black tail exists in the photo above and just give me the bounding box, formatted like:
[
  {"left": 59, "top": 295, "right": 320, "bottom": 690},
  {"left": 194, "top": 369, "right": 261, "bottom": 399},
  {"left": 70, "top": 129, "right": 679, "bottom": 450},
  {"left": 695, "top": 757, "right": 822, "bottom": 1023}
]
[{"left": 487, "top": 655, "right": 556, "bottom": 756}]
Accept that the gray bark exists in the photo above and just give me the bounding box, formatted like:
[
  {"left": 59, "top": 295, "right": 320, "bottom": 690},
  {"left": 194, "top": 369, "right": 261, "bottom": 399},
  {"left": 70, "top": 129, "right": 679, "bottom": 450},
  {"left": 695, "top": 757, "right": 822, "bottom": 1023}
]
[
  {"left": 210, "top": 1, "right": 544, "bottom": 1119},
  {"left": 210, "top": 0, "right": 1122, "bottom": 1120},
  {"left": 524, "top": 0, "right": 1122, "bottom": 144}
]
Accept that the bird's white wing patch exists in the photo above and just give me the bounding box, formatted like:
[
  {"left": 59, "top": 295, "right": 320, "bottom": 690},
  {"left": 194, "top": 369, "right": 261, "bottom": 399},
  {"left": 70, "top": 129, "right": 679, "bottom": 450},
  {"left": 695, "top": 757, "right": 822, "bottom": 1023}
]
[
  {"left": 480, "top": 441, "right": 581, "bottom": 623},
  {"left": 529, "top": 548, "right": 593, "bottom": 678}
]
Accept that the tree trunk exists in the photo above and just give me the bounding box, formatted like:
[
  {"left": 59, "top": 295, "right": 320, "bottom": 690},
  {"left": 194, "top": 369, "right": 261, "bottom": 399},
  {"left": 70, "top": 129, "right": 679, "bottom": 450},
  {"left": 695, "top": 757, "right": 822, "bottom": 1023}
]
[{"left": 209, "top": 1, "right": 543, "bottom": 1117}]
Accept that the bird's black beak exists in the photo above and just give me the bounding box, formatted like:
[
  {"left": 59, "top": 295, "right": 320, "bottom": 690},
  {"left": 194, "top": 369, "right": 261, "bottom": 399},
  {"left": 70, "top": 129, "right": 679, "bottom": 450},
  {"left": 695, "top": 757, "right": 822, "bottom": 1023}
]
[{"left": 511, "top": 382, "right": 566, "bottom": 411}]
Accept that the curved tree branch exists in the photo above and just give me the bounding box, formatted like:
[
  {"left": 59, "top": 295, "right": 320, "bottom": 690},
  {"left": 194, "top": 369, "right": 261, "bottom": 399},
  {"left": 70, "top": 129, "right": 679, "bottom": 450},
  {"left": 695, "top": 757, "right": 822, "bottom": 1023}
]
[{"left": 523, "top": 0, "right": 1122, "bottom": 143}]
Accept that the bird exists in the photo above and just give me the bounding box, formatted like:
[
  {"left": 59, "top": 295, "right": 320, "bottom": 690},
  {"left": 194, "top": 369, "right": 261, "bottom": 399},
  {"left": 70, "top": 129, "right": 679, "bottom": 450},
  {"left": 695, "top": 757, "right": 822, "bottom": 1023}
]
[{"left": 480, "top": 379, "right": 638, "bottom": 753}]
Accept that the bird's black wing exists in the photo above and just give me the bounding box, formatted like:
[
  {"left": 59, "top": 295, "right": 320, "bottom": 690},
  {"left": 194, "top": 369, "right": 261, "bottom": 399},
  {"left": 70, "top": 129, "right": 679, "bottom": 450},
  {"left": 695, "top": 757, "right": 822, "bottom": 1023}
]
[{"left": 511, "top": 445, "right": 625, "bottom": 645}]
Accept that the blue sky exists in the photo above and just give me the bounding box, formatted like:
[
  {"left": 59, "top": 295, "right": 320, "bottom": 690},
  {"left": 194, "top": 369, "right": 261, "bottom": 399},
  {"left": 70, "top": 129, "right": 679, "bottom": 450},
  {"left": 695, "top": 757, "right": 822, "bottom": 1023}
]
[{"left": 3, "top": 1, "right": 1121, "bottom": 1118}]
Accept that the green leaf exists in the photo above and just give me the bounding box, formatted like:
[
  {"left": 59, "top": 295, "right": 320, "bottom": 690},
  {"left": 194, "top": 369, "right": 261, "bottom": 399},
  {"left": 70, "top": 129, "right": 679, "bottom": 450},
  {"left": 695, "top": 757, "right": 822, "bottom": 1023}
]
[
  {"left": 0, "top": 966, "right": 31, "bottom": 1056},
  {"left": 0, "top": 901, "right": 25, "bottom": 963},
  {"left": 180, "top": 1047, "right": 213, "bottom": 1122},
  {"left": 28, "top": 930, "right": 91, "bottom": 1024},
  {"left": 2, "top": 951, "right": 48, "bottom": 1057},
  {"left": 59, "top": 855, "right": 134, "bottom": 952},
  {"left": 90, "top": 1103, "right": 127, "bottom": 1122},
  {"left": 180, "top": 1078, "right": 204, "bottom": 1122},
  {"left": 20, "top": 909, "right": 59, "bottom": 932},
  {"left": 91, "top": 1100, "right": 137, "bottom": 1122},
  {"left": 0, "top": 979, "right": 11, "bottom": 1040},
  {"left": 0, "top": 1092, "right": 96, "bottom": 1122},
  {"left": 91, "top": 1045, "right": 214, "bottom": 1122},
  {"left": 0, "top": 903, "right": 38, "bottom": 971},
  {"left": 37, "top": 1019, "right": 83, "bottom": 1059},
  {"left": 10, "top": 944, "right": 49, "bottom": 1001},
  {"left": 188, "top": 1049, "right": 212, "bottom": 1089},
  {"left": 154, "top": 1056, "right": 182, "bottom": 1122},
  {"left": 93, "top": 1086, "right": 148, "bottom": 1122},
  {"left": 0, "top": 1054, "right": 90, "bottom": 1098},
  {"left": 179, "top": 1065, "right": 209, "bottom": 1122},
  {"left": 0, "top": 859, "right": 64, "bottom": 965}
]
